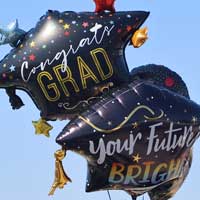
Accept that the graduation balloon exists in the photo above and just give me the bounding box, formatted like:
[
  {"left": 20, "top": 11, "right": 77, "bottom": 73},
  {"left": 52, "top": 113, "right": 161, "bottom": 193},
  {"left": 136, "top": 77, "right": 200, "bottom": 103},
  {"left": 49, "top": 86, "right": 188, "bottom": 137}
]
[
  {"left": 0, "top": 9, "right": 149, "bottom": 119},
  {"left": 1, "top": 1, "right": 199, "bottom": 200},
  {"left": 55, "top": 65, "right": 200, "bottom": 200}
]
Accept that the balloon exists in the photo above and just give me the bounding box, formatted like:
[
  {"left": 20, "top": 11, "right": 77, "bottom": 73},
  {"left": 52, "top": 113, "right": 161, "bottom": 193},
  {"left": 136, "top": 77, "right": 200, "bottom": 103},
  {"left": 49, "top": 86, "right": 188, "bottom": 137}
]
[
  {"left": 94, "top": 0, "right": 116, "bottom": 13},
  {"left": 55, "top": 65, "right": 200, "bottom": 199},
  {"left": 1, "top": 2, "right": 198, "bottom": 199},
  {"left": 0, "top": 10, "right": 149, "bottom": 119}
]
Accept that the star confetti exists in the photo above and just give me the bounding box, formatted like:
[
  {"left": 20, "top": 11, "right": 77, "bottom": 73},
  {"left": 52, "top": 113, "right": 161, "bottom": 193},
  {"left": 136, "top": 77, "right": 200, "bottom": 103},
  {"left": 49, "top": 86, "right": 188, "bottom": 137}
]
[
  {"left": 29, "top": 54, "right": 36, "bottom": 61},
  {"left": 126, "top": 25, "right": 132, "bottom": 32},
  {"left": 10, "top": 65, "right": 16, "bottom": 72},
  {"left": 63, "top": 23, "right": 70, "bottom": 30},
  {"left": 132, "top": 122, "right": 138, "bottom": 129},
  {"left": 82, "top": 22, "right": 89, "bottom": 28},
  {"left": 132, "top": 154, "right": 142, "bottom": 163}
]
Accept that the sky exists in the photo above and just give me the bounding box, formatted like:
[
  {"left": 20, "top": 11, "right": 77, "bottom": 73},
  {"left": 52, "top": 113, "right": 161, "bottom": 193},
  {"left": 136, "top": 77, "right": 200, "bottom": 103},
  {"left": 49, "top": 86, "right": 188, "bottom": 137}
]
[{"left": 0, "top": 0, "right": 200, "bottom": 200}]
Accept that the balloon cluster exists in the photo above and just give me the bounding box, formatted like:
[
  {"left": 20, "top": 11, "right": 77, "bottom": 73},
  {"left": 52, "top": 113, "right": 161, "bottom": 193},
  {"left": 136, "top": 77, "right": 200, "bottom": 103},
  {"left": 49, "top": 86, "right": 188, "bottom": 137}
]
[{"left": 0, "top": 1, "right": 200, "bottom": 200}]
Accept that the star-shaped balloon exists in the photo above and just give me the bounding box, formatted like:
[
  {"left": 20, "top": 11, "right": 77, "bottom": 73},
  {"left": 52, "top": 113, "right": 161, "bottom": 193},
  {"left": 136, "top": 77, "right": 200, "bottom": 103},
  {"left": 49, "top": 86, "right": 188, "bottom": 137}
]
[
  {"left": 93, "top": 0, "right": 116, "bottom": 13},
  {"left": 32, "top": 118, "right": 53, "bottom": 137}
]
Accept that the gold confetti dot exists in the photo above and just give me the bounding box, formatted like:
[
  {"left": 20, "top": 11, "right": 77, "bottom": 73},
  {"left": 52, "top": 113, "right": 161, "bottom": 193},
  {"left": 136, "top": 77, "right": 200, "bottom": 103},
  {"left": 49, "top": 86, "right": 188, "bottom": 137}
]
[
  {"left": 30, "top": 41, "right": 36, "bottom": 47},
  {"left": 59, "top": 19, "right": 64, "bottom": 24}
]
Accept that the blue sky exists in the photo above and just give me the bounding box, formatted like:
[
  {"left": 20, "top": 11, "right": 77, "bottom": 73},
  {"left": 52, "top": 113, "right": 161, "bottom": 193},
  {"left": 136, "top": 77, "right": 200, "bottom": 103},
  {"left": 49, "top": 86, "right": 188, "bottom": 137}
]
[{"left": 0, "top": 0, "right": 200, "bottom": 200}]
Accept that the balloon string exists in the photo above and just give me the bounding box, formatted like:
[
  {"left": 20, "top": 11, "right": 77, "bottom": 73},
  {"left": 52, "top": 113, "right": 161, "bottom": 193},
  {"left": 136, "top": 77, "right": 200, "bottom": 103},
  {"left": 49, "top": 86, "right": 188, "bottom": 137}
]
[{"left": 107, "top": 190, "right": 112, "bottom": 200}]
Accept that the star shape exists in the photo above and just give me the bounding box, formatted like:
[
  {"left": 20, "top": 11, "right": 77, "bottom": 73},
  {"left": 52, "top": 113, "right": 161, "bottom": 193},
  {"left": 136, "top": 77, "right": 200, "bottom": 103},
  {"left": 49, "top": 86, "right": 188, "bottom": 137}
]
[
  {"left": 29, "top": 54, "right": 36, "bottom": 61},
  {"left": 132, "top": 154, "right": 142, "bottom": 163},
  {"left": 32, "top": 118, "right": 53, "bottom": 137},
  {"left": 82, "top": 22, "right": 89, "bottom": 28},
  {"left": 126, "top": 25, "right": 132, "bottom": 32},
  {"left": 30, "top": 41, "right": 36, "bottom": 48},
  {"left": 132, "top": 122, "right": 138, "bottom": 129},
  {"left": 94, "top": 0, "right": 116, "bottom": 13},
  {"left": 10, "top": 65, "right": 16, "bottom": 72},
  {"left": 63, "top": 23, "right": 70, "bottom": 30}
]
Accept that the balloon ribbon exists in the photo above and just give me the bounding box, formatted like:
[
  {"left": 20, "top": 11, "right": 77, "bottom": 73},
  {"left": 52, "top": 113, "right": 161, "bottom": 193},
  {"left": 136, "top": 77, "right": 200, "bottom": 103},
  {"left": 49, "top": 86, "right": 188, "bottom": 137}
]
[{"left": 49, "top": 149, "right": 72, "bottom": 196}]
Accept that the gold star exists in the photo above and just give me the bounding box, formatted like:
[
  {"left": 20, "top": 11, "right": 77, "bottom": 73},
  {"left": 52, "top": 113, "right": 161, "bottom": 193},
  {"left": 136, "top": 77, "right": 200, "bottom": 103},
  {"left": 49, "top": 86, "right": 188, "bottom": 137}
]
[
  {"left": 132, "top": 154, "right": 142, "bottom": 163},
  {"left": 30, "top": 41, "right": 36, "bottom": 48},
  {"left": 32, "top": 118, "right": 53, "bottom": 137},
  {"left": 132, "top": 122, "right": 138, "bottom": 129},
  {"left": 63, "top": 23, "right": 70, "bottom": 30}
]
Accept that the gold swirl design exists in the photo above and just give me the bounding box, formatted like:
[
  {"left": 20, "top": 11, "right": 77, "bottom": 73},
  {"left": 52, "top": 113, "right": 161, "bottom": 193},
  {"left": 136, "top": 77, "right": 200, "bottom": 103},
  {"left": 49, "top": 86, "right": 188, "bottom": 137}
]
[
  {"left": 59, "top": 97, "right": 101, "bottom": 111},
  {"left": 79, "top": 105, "right": 164, "bottom": 134}
]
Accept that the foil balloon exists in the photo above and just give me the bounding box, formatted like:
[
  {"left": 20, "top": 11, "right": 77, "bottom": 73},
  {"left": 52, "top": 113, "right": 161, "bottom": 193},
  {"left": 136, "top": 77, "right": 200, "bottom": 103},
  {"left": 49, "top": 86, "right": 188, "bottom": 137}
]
[
  {"left": 55, "top": 65, "right": 200, "bottom": 200},
  {"left": 0, "top": 10, "right": 149, "bottom": 120},
  {"left": 94, "top": 0, "right": 116, "bottom": 13},
  {"left": 1, "top": 1, "right": 198, "bottom": 200}
]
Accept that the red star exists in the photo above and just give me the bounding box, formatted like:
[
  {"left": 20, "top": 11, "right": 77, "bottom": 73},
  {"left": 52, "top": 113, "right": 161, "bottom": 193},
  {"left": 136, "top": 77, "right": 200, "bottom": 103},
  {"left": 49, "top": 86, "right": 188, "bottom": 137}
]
[
  {"left": 82, "top": 22, "right": 89, "bottom": 28},
  {"left": 29, "top": 54, "right": 36, "bottom": 61},
  {"left": 126, "top": 25, "right": 132, "bottom": 32},
  {"left": 165, "top": 77, "right": 175, "bottom": 87},
  {"left": 64, "top": 31, "right": 70, "bottom": 37},
  {"left": 94, "top": 0, "right": 116, "bottom": 13}
]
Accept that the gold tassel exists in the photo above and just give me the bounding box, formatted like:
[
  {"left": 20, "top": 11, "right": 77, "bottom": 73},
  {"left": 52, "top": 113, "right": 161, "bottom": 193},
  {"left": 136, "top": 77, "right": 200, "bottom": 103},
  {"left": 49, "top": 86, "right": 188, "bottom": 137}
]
[{"left": 48, "top": 149, "right": 72, "bottom": 196}]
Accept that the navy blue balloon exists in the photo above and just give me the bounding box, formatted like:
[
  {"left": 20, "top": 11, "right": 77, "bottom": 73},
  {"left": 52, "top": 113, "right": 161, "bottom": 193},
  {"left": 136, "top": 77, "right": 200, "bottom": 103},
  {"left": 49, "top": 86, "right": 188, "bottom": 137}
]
[{"left": 0, "top": 10, "right": 149, "bottom": 119}]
